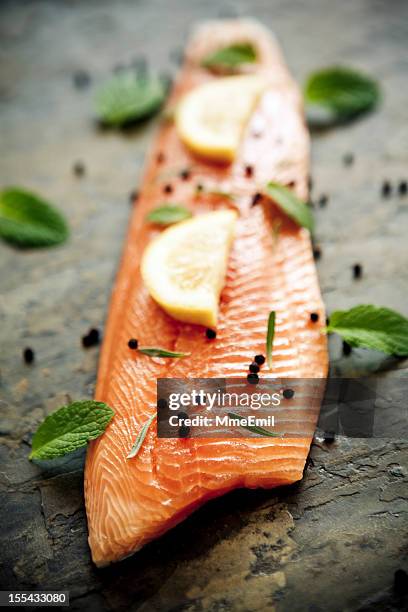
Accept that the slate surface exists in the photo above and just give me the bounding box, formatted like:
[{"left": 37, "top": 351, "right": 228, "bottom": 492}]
[{"left": 0, "top": 1, "right": 407, "bottom": 610}]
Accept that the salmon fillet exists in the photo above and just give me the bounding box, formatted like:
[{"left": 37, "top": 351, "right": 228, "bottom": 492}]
[{"left": 85, "top": 18, "right": 328, "bottom": 567}]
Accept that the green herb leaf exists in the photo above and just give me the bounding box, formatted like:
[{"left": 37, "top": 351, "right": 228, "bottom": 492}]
[
  {"left": 305, "top": 66, "right": 380, "bottom": 123},
  {"left": 146, "top": 204, "right": 192, "bottom": 226},
  {"left": 95, "top": 72, "right": 167, "bottom": 127},
  {"left": 264, "top": 182, "right": 314, "bottom": 232},
  {"left": 266, "top": 311, "right": 276, "bottom": 369},
  {"left": 29, "top": 401, "right": 114, "bottom": 461},
  {"left": 202, "top": 43, "right": 257, "bottom": 73},
  {"left": 0, "top": 188, "right": 69, "bottom": 248},
  {"left": 127, "top": 414, "right": 156, "bottom": 459},
  {"left": 138, "top": 347, "right": 190, "bottom": 358},
  {"left": 228, "top": 412, "right": 279, "bottom": 437},
  {"left": 325, "top": 305, "right": 408, "bottom": 356}
]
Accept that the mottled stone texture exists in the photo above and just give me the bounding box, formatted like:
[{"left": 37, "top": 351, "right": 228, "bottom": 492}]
[{"left": 0, "top": 1, "right": 407, "bottom": 610}]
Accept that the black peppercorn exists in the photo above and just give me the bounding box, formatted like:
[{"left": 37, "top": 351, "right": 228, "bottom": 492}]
[
  {"left": 398, "top": 180, "right": 407, "bottom": 196},
  {"left": 23, "top": 347, "right": 35, "bottom": 364},
  {"left": 247, "top": 372, "right": 259, "bottom": 385},
  {"left": 254, "top": 354, "right": 265, "bottom": 365},
  {"left": 352, "top": 263, "right": 362, "bottom": 279},
  {"left": 73, "top": 161, "right": 85, "bottom": 177},
  {"left": 163, "top": 184, "right": 173, "bottom": 195},
  {"left": 129, "top": 190, "right": 139, "bottom": 204},
  {"left": 82, "top": 328, "right": 100, "bottom": 348},
  {"left": 128, "top": 338, "right": 138, "bottom": 349},
  {"left": 343, "top": 153, "right": 354, "bottom": 167},
  {"left": 381, "top": 180, "right": 392, "bottom": 198},
  {"left": 206, "top": 329, "right": 217, "bottom": 340},
  {"left": 251, "top": 192, "right": 262, "bottom": 207},
  {"left": 342, "top": 341, "right": 352, "bottom": 356},
  {"left": 310, "top": 312, "right": 319, "bottom": 323},
  {"left": 249, "top": 362, "right": 260, "bottom": 373},
  {"left": 180, "top": 168, "right": 191, "bottom": 181},
  {"left": 245, "top": 165, "right": 254, "bottom": 178},
  {"left": 283, "top": 388, "right": 294, "bottom": 400}
]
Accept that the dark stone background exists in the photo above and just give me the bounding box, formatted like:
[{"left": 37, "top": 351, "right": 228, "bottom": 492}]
[{"left": 0, "top": 1, "right": 407, "bottom": 610}]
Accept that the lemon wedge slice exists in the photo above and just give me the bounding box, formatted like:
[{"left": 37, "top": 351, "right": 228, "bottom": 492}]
[
  {"left": 176, "top": 75, "right": 267, "bottom": 162},
  {"left": 141, "top": 210, "right": 238, "bottom": 327}
]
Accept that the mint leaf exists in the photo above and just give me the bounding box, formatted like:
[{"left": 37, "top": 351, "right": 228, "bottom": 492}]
[
  {"left": 146, "top": 204, "right": 192, "bottom": 226},
  {"left": 264, "top": 182, "right": 314, "bottom": 232},
  {"left": 138, "top": 347, "right": 190, "bottom": 358},
  {"left": 266, "top": 311, "right": 276, "bottom": 369},
  {"left": 29, "top": 401, "right": 114, "bottom": 460},
  {"left": 96, "top": 72, "right": 167, "bottom": 127},
  {"left": 127, "top": 414, "right": 156, "bottom": 459},
  {"left": 305, "top": 66, "right": 380, "bottom": 123},
  {"left": 0, "top": 188, "right": 69, "bottom": 248},
  {"left": 202, "top": 43, "right": 257, "bottom": 73},
  {"left": 326, "top": 305, "right": 408, "bottom": 356}
]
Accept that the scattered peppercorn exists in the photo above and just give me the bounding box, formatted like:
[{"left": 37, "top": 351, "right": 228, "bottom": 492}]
[
  {"left": 398, "top": 180, "right": 407, "bottom": 196},
  {"left": 23, "top": 347, "right": 34, "bottom": 364},
  {"left": 310, "top": 312, "right": 319, "bottom": 323},
  {"left": 245, "top": 165, "right": 254, "bottom": 178},
  {"left": 313, "top": 246, "right": 322, "bottom": 260},
  {"left": 179, "top": 424, "right": 190, "bottom": 438},
  {"left": 287, "top": 180, "right": 296, "bottom": 188},
  {"left": 163, "top": 184, "right": 173, "bottom": 194},
  {"left": 251, "top": 192, "right": 262, "bottom": 207},
  {"left": 326, "top": 316, "right": 330, "bottom": 326},
  {"left": 73, "top": 161, "right": 85, "bottom": 177},
  {"left": 342, "top": 341, "right": 352, "bottom": 356},
  {"left": 157, "top": 152, "right": 165, "bottom": 164},
  {"left": 73, "top": 70, "right": 91, "bottom": 90},
  {"left": 254, "top": 354, "right": 265, "bottom": 365},
  {"left": 352, "top": 263, "right": 362, "bottom": 279},
  {"left": 129, "top": 190, "right": 139, "bottom": 204},
  {"left": 394, "top": 569, "right": 408, "bottom": 596},
  {"left": 206, "top": 328, "right": 217, "bottom": 340},
  {"left": 324, "top": 431, "right": 336, "bottom": 444},
  {"left": 82, "top": 328, "right": 100, "bottom": 348},
  {"left": 249, "top": 362, "right": 260, "bottom": 374},
  {"left": 381, "top": 180, "right": 392, "bottom": 198},
  {"left": 196, "top": 183, "right": 204, "bottom": 193},
  {"left": 343, "top": 153, "right": 354, "bottom": 167},
  {"left": 318, "top": 194, "right": 328, "bottom": 207},
  {"left": 157, "top": 398, "right": 168, "bottom": 410},
  {"left": 180, "top": 168, "right": 191, "bottom": 181},
  {"left": 283, "top": 388, "right": 294, "bottom": 400},
  {"left": 128, "top": 338, "right": 138, "bottom": 349},
  {"left": 247, "top": 372, "right": 259, "bottom": 385}
]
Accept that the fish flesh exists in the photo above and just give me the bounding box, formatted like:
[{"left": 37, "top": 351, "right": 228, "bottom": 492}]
[{"left": 85, "top": 18, "right": 328, "bottom": 567}]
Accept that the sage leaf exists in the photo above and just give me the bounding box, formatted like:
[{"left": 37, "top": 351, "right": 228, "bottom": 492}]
[{"left": 0, "top": 188, "right": 69, "bottom": 248}]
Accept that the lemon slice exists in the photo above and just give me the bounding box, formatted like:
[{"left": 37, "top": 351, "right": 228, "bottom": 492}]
[
  {"left": 176, "top": 75, "right": 267, "bottom": 162},
  {"left": 141, "top": 210, "right": 238, "bottom": 327}
]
